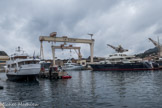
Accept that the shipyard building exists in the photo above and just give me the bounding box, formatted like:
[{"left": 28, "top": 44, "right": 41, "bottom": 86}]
[{"left": 0, "top": 51, "right": 9, "bottom": 72}]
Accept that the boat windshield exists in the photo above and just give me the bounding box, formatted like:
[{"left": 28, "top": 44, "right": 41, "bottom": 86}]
[
  {"left": 25, "top": 61, "right": 39, "bottom": 64},
  {"left": 18, "top": 60, "right": 39, "bottom": 65},
  {"left": 41, "top": 63, "right": 51, "bottom": 69},
  {"left": 11, "top": 63, "right": 16, "bottom": 68}
]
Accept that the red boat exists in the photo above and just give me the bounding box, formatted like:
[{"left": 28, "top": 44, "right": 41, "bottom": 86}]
[{"left": 62, "top": 76, "right": 72, "bottom": 79}]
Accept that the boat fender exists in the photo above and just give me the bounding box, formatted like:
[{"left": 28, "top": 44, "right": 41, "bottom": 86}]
[
  {"left": 6, "top": 69, "right": 9, "bottom": 73},
  {"left": 15, "top": 68, "right": 17, "bottom": 73},
  {"left": 41, "top": 67, "right": 45, "bottom": 72},
  {"left": 0, "top": 103, "right": 5, "bottom": 108},
  {"left": 0, "top": 86, "right": 3, "bottom": 90},
  {"left": 62, "top": 76, "right": 72, "bottom": 79},
  {"left": 54, "top": 67, "right": 57, "bottom": 71}
]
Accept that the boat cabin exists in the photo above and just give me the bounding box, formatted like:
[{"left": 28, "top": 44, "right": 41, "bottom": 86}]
[{"left": 7, "top": 60, "right": 40, "bottom": 68}]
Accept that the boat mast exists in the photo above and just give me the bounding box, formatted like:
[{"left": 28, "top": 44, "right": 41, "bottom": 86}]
[
  {"left": 158, "top": 36, "right": 160, "bottom": 57},
  {"left": 157, "top": 36, "right": 162, "bottom": 57},
  {"left": 148, "top": 37, "right": 162, "bottom": 58}
]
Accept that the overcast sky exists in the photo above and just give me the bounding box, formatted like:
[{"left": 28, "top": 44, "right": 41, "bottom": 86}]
[{"left": 0, "top": 0, "right": 162, "bottom": 59}]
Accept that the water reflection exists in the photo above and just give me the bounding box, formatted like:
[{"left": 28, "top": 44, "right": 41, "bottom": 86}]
[{"left": 1, "top": 70, "right": 162, "bottom": 108}]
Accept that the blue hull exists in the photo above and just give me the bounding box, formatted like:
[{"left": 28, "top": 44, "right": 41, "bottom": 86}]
[{"left": 90, "top": 62, "right": 159, "bottom": 71}]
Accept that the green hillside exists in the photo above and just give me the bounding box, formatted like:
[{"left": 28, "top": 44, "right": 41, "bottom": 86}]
[{"left": 136, "top": 47, "right": 158, "bottom": 58}]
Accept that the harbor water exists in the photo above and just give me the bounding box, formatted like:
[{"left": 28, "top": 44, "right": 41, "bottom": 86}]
[{"left": 0, "top": 70, "right": 162, "bottom": 108}]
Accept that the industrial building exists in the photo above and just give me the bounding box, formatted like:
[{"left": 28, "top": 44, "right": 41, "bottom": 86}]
[{"left": 0, "top": 51, "right": 9, "bottom": 72}]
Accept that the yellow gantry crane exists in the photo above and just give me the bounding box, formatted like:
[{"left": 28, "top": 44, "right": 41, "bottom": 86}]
[
  {"left": 148, "top": 37, "right": 162, "bottom": 57},
  {"left": 51, "top": 44, "right": 82, "bottom": 66},
  {"left": 39, "top": 32, "right": 95, "bottom": 66}
]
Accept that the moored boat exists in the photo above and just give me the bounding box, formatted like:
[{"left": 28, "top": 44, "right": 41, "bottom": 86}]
[
  {"left": 62, "top": 59, "right": 84, "bottom": 70},
  {"left": 5, "top": 47, "right": 40, "bottom": 81},
  {"left": 90, "top": 53, "right": 159, "bottom": 71}
]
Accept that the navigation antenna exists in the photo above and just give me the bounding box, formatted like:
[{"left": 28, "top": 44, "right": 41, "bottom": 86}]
[
  {"left": 88, "top": 33, "right": 94, "bottom": 40},
  {"left": 70, "top": 49, "right": 72, "bottom": 58},
  {"left": 16, "top": 46, "right": 21, "bottom": 52}
]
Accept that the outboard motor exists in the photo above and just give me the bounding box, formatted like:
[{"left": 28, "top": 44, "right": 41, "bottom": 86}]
[
  {"left": 148, "top": 61, "right": 159, "bottom": 69},
  {"left": 49, "top": 66, "right": 58, "bottom": 79},
  {"left": 143, "top": 61, "right": 152, "bottom": 69},
  {"left": 49, "top": 66, "right": 58, "bottom": 72},
  {"left": 152, "top": 62, "right": 159, "bottom": 69}
]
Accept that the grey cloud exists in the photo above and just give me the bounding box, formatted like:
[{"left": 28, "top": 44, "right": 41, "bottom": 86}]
[{"left": 0, "top": 0, "right": 162, "bottom": 59}]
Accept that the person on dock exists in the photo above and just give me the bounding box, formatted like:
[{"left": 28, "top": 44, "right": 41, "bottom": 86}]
[
  {"left": 0, "top": 86, "right": 3, "bottom": 89},
  {"left": 49, "top": 66, "right": 52, "bottom": 79}
]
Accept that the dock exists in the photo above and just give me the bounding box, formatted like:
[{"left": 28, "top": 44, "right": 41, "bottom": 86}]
[
  {"left": 39, "top": 67, "right": 71, "bottom": 79},
  {"left": 39, "top": 71, "right": 69, "bottom": 79}
]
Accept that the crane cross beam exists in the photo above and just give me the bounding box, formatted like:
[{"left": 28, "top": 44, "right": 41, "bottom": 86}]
[
  {"left": 40, "top": 36, "right": 94, "bottom": 44},
  {"left": 51, "top": 46, "right": 80, "bottom": 50}
]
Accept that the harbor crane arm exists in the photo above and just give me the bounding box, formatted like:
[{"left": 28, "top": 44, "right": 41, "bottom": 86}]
[
  {"left": 107, "top": 44, "right": 128, "bottom": 53},
  {"left": 148, "top": 38, "right": 159, "bottom": 47},
  {"left": 107, "top": 44, "right": 117, "bottom": 50}
]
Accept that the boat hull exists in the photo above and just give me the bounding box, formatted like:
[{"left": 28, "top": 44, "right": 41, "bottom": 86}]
[
  {"left": 90, "top": 63, "right": 159, "bottom": 71},
  {"left": 62, "top": 66, "right": 84, "bottom": 71},
  {"left": 156, "top": 60, "right": 162, "bottom": 69},
  {"left": 6, "top": 68, "right": 40, "bottom": 81},
  {"left": 6, "top": 74, "right": 38, "bottom": 81}
]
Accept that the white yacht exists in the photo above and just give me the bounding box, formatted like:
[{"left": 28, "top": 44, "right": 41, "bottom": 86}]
[
  {"left": 62, "top": 59, "right": 84, "bottom": 70},
  {"left": 100, "top": 53, "right": 142, "bottom": 64},
  {"left": 5, "top": 47, "right": 40, "bottom": 81}
]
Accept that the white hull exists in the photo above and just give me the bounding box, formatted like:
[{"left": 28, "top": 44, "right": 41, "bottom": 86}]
[
  {"left": 5, "top": 61, "right": 40, "bottom": 81},
  {"left": 62, "top": 65, "right": 84, "bottom": 71},
  {"left": 6, "top": 68, "right": 40, "bottom": 76},
  {"left": 6, "top": 67, "right": 40, "bottom": 81}
]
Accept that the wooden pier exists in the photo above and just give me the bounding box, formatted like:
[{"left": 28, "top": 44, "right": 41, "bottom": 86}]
[
  {"left": 39, "top": 67, "right": 71, "bottom": 79},
  {"left": 39, "top": 71, "right": 68, "bottom": 79}
]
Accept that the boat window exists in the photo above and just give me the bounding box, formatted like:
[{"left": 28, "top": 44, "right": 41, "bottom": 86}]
[
  {"left": 31, "top": 61, "right": 39, "bottom": 64},
  {"left": 25, "top": 61, "right": 30, "bottom": 64},
  {"left": 18, "top": 62, "right": 24, "bottom": 66},
  {"left": 74, "top": 64, "right": 79, "bottom": 66},
  {"left": 31, "top": 61, "right": 35, "bottom": 64},
  {"left": 35, "top": 61, "right": 39, "bottom": 64},
  {"left": 8, "top": 65, "right": 10, "bottom": 68},
  {"left": 41, "top": 63, "right": 51, "bottom": 69},
  {"left": 0, "top": 61, "right": 6, "bottom": 63},
  {"left": 11, "top": 63, "right": 16, "bottom": 68},
  {"left": 24, "top": 61, "right": 37, "bottom": 64}
]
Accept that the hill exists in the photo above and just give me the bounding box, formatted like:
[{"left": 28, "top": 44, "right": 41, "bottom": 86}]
[{"left": 136, "top": 47, "right": 158, "bottom": 58}]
